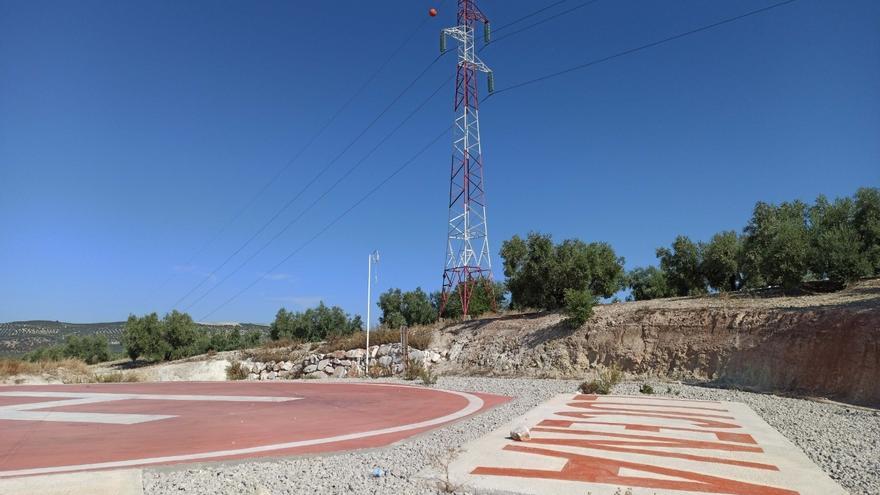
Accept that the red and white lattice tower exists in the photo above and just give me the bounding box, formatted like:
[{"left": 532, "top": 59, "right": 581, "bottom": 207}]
[{"left": 439, "top": 0, "right": 495, "bottom": 317}]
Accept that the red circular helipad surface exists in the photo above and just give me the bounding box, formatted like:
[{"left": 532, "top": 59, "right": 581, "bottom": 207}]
[{"left": 0, "top": 381, "right": 507, "bottom": 477}]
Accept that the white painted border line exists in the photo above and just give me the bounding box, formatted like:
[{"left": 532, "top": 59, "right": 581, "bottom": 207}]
[
  {"left": 0, "top": 385, "right": 485, "bottom": 478},
  {"left": 0, "top": 391, "right": 302, "bottom": 424},
  {"left": 0, "top": 391, "right": 300, "bottom": 402}
]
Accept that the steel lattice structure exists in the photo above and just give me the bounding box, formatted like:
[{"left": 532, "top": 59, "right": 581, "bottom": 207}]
[{"left": 439, "top": 0, "right": 495, "bottom": 317}]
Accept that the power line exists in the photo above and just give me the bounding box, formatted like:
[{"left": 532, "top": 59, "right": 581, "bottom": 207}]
[
  {"left": 199, "top": 125, "right": 453, "bottom": 321},
  {"left": 169, "top": 51, "right": 447, "bottom": 310},
  {"left": 172, "top": 0, "right": 585, "bottom": 311},
  {"left": 156, "top": 6, "right": 440, "bottom": 297},
  {"left": 490, "top": 0, "right": 602, "bottom": 45},
  {"left": 492, "top": 0, "right": 800, "bottom": 95},
  {"left": 164, "top": 0, "right": 569, "bottom": 303},
  {"left": 183, "top": 75, "right": 453, "bottom": 312},
  {"left": 195, "top": 0, "right": 803, "bottom": 320},
  {"left": 492, "top": 0, "right": 569, "bottom": 33}
]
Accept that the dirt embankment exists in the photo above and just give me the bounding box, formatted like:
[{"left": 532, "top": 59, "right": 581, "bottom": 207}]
[{"left": 433, "top": 280, "right": 880, "bottom": 407}]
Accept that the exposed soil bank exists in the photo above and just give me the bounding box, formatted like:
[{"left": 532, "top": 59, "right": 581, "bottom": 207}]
[{"left": 434, "top": 280, "right": 880, "bottom": 407}]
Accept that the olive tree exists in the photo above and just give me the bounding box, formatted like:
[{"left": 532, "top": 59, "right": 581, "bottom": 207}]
[
  {"left": 500, "top": 232, "right": 624, "bottom": 310},
  {"left": 808, "top": 195, "right": 870, "bottom": 286},
  {"left": 741, "top": 201, "right": 810, "bottom": 291},
  {"left": 626, "top": 266, "right": 673, "bottom": 301},
  {"left": 656, "top": 236, "right": 705, "bottom": 296},
  {"left": 701, "top": 231, "right": 741, "bottom": 292}
]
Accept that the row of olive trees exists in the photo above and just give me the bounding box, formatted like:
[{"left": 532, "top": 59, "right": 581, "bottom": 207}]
[
  {"left": 267, "top": 287, "right": 506, "bottom": 343},
  {"left": 375, "top": 282, "right": 507, "bottom": 329},
  {"left": 135, "top": 187, "right": 876, "bottom": 350},
  {"left": 374, "top": 234, "right": 626, "bottom": 328},
  {"left": 269, "top": 302, "right": 362, "bottom": 342},
  {"left": 499, "top": 232, "right": 626, "bottom": 325},
  {"left": 628, "top": 187, "right": 880, "bottom": 299},
  {"left": 24, "top": 334, "right": 111, "bottom": 364},
  {"left": 122, "top": 310, "right": 261, "bottom": 361}
]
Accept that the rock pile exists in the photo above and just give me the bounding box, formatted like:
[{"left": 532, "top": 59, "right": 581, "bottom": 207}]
[{"left": 240, "top": 343, "right": 447, "bottom": 380}]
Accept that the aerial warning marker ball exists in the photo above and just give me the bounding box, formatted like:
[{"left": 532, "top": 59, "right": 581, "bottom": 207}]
[{"left": 429, "top": 8, "right": 438, "bottom": 17}]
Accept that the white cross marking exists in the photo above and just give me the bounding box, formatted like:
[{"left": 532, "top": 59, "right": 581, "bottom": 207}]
[{"left": 0, "top": 391, "right": 300, "bottom": 425}]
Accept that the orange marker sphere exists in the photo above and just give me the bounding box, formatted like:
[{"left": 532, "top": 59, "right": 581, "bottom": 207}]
[{"left": 429, "top": 8, "right": 438, "bottom": 17}]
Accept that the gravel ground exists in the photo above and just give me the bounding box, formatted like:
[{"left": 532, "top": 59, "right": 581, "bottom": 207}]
[{"left": 143, "top": 377, "right": 880, "bottom": 495}]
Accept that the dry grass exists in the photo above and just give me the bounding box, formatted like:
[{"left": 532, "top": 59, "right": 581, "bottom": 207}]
[
  {"left": 226, "top": 361, "right": 249, "bottom": 380},
  {"left": 262, "top": 338, "right": 303, "bottom": 349},
  {"left": 0, "top": 358, "right": 90, "bottom": 380},
  {"left": 407, "top": 325, "right": 434, "bottom": 351},
  {"left": 368, "top": 361, "right": 392, "bottom": 378},
  {"left": 320, "top": 325, "right": 437, "bottom": 354},
  {"left": 403, "top": 360, "right": 423, "bottom": 381},
  {"left": 320, "top": 328, "right": 397, "bottom": 354},
  {"left": 431, "top": 447, "right": 467, "bottom": 493},
  {"left": 245, "top": 347, "right": 291, "bottom": 363},
  {"left": 0, "top": 357, "right": 140, "bottom": 384},
  {"left": 243, "top": 339, "right": 309, "bottom": 363},
  {"left": 419, "top": 364, "right": 439, "bottom": 386},
  {"left": 92, "top": 371, "right": 142, "bottom": 383}
]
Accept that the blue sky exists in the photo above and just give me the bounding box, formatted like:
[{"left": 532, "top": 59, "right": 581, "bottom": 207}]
[{"left": 1, "top": 0, "right": 878, "bottom": 323}]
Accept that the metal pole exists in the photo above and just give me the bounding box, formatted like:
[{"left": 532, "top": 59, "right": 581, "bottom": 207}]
[
  {"left": 365, "top": 250, "right": 379, "bottom": 372},
  {"left": 366, "top": 253, "right": 371, "bottom": 370}
]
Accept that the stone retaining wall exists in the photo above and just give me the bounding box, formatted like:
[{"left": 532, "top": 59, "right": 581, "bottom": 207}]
[{"left": 240, "top": 343, "right": 447, "bottom": 380}]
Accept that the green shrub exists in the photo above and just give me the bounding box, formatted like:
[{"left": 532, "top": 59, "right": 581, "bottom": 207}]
[
  {"left": 25, "top": 335, "right": 110, "bottom": 365},
  {"left": 579, "top": 366, "right": 623, "bottom": 395},
  {"left": 639, "top": 383, "right": 654, "bottom": 395},
  {"left": 579, "top": 380, "right": 604, "bottom": 394},
  {"left": 226, "top": 361, "right": 249, "bottom": 381},
  {"left": 563, "top": 288, "right": 595, "bottom": 328},
  {"left": 24, "top": 345, "right": 65, "bottom": 362}
]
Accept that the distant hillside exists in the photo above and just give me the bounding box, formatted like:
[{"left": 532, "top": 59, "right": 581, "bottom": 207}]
[{"left": 0, "top": 320, "right": 270, "bottom": 356}]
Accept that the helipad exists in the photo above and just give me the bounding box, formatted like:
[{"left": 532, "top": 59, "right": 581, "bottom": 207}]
[
  {"left": 430, "top": 393, "right": 846, "bottom": 495},
  {"left": 0, "top": 381, "right": 507, "bottom": 478}
]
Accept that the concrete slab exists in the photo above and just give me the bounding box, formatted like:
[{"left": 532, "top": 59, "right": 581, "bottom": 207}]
[
  {"left": 0, "top": 469, "right": 143, "bottom": 495},
  {"left": 429, "top": 394, "right": 846, "bottom": 495}
]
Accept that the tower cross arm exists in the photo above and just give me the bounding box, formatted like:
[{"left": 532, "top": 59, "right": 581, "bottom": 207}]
[
  {"left": 442, "top": 26, "right": 469, "bottom": 42},
  {"left": 467, "top": 53, "right": 491, "bottom": 74},
  {"left": 441, "top": 27, "right": 492, "bottom": 73}
]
